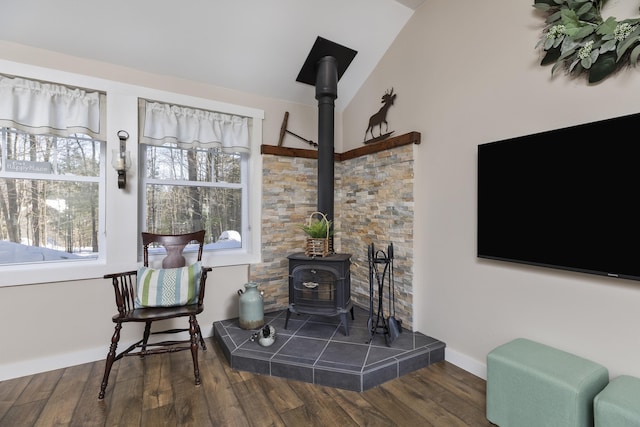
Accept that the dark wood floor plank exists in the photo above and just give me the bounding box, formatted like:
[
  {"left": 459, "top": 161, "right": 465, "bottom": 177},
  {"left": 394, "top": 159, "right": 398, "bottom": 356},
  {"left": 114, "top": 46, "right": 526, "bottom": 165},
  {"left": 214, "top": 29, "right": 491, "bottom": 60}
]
[
  {"left": 323, "top": 386, "right": 398, "bottom": 427},
  {"left": 201, "top": 345, "right": 252, "bottom": 427},
  {"left": 203, "top": 383, "right": 251, "bottom": 427},
  {"left": 142, "top": 402, "right": 176, "bottom": 427},
  {"left": 231, "top": 376, "right": 287, "bottom": 427},
  {"left": 141, "top": 350, "right": 175, "bottom": 411},
  {"left": 13, "top": 369, "right": 62, "bottom": 405},
  {"left": 33, "top": 363, "right": 92, "bottom": 427},
  {"left": 380, "top": 370, "right": 471, "bottom": 427},
  {"left": 69, "top": 360, "right": 109, "bottom": 427},
  {"left": 104, "top": 376, "right": 144, "bottom": 426},
  {"left": 421, "top": 361, "right": 487, "bottom": 411},
  {"left": 168, "top": 351, "right": 215, "bottom": 427},
  {"left": 403, "top": 364, "right": 491, "bottom": 426},
  {"left": 361, "top": 382, "right": 437, "bottom": 426},
  {"left": 200, "top": 342, "right": 234, "bottom": 391},
  {"left": 222, "top": 361, "right": 256, "bottom": 385},
  {"left": 282, "top": 381, "right": 358, "bottom": 427},
  {"left": 0, "top": 375, "right": 31, "bottom": 420},
  {"left": 0, "top": 399, "right": 46, "bottom": 427},
  {"left": 253, "top": 374, "right": 304, "bottom": 413}
]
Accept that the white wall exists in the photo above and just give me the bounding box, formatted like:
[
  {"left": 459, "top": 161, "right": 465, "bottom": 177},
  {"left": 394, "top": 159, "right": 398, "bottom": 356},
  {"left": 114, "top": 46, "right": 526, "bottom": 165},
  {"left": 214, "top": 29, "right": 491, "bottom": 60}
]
[
  {"left": 0, "top": 41, "right": 319, "bottom": 380},
  {"left": 343, "top": 0, "right": 640, "bottom": 379}
]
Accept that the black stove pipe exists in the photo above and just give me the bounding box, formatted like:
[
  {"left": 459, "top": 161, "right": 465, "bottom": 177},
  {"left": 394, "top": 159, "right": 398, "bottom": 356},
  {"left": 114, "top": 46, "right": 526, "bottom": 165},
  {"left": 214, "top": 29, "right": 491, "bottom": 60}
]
[{"left": 315, "top": 56, "right": 338, "bottom": 226}]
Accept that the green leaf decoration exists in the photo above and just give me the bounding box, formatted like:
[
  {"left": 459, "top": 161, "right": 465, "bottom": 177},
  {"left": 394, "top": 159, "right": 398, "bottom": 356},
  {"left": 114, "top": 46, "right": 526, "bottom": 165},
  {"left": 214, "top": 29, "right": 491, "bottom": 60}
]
[
  {"left": 535, "top": 0, "right": 640, "bottom": 82},
  {"left": 588, "top": 51, "right": 617, "bottom": 82},
  {"left": 560, "top": 8, "right": 580, "bottom": 27},
  {"left": 558, "top": 45, "right": 578, "bottom": 61},
  {"left": 542, "top": 46, "right": 562, "bottom": 64},
  {"left": 544, "top": 36, "right": 557, "bottom": 50},
  {"left": 600, "top": 39, "right": 617, "bottom": 52},
  {"left": 597, "top": 17, "right": 618, "bottom": 35},
  {"left": 546, "top": 10, "right": 563, "bottom": 23},
  {"left": 630, "top": 44, "right": 640, "bottom": 65},
  {"left": 616, "top": 27, "right": 640, "bottom": 59},
  {"left": 572, "top": 25, "right": 596, "bottom": 39},
  {"left": 575, "top": 2, "right": 594, "bottom": 16},
  {"left": 534, "top": 3, "right": 551, "bottom": 11},
  {"left": 569, "top": 57, "right": 581, "bottom": 73},
  {"left": 561, "top": 37, "right": 580, "bottom": 53}
]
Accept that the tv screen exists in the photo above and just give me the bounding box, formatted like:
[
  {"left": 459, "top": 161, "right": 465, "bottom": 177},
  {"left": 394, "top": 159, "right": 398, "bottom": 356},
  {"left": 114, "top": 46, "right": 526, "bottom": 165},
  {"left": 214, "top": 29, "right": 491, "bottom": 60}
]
[{"left": 477, "top": 113, "right": 640, "bottom": 282}]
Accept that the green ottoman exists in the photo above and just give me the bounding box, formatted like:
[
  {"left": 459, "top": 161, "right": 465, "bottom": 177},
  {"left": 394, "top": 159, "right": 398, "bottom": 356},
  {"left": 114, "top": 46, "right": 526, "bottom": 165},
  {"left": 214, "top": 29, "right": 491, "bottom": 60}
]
[
  {"left": 594, "top": 375, "right": 640, "bottom": 427},
  {"left": 487, "top": 338, "right": 609, "bottom": 427}
]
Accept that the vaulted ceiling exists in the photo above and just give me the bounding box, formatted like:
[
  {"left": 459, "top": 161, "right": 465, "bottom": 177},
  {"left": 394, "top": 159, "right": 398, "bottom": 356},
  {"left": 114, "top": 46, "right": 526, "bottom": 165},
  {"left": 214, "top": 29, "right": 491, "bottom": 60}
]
[{"left": 0, "top": 0, "right": 424, "bottom": 111}]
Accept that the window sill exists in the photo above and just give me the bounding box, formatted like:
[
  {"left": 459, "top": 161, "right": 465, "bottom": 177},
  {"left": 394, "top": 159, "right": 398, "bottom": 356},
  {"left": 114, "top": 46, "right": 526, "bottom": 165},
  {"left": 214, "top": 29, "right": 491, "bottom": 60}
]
[
  {"left": 0, "top": 259, "right": 114, "bottom": 287},
  {"left": 0, "top": 249, "right": 261, "bottom": 287}
]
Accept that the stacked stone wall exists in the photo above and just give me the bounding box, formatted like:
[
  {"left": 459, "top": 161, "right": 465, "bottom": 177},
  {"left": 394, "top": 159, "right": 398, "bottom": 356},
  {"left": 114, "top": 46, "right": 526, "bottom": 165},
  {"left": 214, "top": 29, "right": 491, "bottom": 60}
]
[{"left": 250, "top": 143, "right": 415, "bottom": 329}]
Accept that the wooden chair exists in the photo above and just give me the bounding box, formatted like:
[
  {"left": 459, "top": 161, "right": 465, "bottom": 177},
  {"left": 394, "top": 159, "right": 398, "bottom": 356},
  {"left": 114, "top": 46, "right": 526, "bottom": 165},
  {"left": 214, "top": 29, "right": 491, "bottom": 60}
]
[{"left": 98, "top": 230, "right": 212, "bottom": 400}]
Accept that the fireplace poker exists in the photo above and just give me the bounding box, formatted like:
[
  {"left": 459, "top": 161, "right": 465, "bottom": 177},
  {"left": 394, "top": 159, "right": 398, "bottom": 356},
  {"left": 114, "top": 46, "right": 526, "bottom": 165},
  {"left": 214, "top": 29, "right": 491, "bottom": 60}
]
[
  {"left": 386, "top": 243, "right": 401, "bottom": 343},
  {"left": 367, "top": 242, "right": 395, "bottom": 346}
]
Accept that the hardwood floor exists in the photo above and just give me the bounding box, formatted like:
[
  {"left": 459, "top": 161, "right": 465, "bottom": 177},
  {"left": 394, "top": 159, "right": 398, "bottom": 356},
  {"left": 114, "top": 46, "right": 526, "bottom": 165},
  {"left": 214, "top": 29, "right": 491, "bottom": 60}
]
[{"left": 0, "top": 338, "right": 494, "bottom": 426}]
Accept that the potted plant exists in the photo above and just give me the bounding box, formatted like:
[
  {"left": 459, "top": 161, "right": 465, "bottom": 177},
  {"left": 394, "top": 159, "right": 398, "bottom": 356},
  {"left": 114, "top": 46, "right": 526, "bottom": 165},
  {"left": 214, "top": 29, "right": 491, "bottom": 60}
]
[{"left": 300, "top": 212, "right": 332, "bottom": 257}]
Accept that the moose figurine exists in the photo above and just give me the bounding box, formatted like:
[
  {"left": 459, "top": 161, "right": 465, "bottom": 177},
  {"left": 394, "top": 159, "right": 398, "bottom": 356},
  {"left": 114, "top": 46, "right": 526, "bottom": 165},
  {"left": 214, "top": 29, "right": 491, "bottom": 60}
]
[{"left": 364, "top": 88, "right": 397, "bottom": 143}]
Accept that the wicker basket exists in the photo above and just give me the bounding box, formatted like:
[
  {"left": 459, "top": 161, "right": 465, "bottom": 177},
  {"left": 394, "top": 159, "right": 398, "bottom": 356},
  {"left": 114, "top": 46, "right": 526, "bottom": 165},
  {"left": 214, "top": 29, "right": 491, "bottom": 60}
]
[{"left": 303, "top": 212, "right": 330, "bottom": 257}]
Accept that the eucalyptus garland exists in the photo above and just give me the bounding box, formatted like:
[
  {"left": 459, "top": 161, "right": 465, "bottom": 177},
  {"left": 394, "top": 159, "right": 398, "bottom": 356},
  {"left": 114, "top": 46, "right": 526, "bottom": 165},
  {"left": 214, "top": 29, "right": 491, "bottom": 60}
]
[{"left": 534, "top": 0, "right": 640, "bottom": 83}]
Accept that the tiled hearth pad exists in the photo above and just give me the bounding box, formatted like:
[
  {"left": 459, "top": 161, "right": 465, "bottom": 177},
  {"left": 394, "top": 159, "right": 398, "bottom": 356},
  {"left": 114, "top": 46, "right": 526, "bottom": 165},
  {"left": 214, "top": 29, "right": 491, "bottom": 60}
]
[{"left": 213, "top": 306, "right": 446, "bottom": 392}]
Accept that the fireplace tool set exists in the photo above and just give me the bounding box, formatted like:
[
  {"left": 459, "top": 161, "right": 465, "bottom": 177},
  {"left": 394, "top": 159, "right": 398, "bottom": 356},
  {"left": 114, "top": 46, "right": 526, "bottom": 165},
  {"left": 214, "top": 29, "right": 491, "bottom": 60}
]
[{"left": 367, "top": 242, "right": 401, "bottom": 346}]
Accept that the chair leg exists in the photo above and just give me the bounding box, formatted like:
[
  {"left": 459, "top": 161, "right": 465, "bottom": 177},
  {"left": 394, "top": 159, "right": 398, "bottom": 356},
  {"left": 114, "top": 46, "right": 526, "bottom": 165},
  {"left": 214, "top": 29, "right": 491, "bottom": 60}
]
[
  {"left": 195, "top": 319, "right": 207, "bottom": 350},
  {"left": 99, "top": 322, "right": 122, "bottom": 400},
  {"left": 141, "top": 321, "right": 152, "bottom": 356},
  {"left": 189, "top": 315, "right": 201, "bottom": 386}
]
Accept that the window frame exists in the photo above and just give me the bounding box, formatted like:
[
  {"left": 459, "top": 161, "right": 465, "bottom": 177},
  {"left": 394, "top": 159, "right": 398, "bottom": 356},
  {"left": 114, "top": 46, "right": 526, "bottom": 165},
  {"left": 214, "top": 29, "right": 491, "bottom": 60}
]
[
  {"left": 139, "top": 143, "right": 249, "bottom": 252},
  {"left": 0, "top": 59, "right": 264, "bottom": 287}
]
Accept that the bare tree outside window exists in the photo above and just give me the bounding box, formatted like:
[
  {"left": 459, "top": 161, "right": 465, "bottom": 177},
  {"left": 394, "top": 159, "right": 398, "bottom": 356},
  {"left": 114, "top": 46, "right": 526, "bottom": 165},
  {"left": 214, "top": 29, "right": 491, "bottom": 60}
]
[
  {"left": 0, "top": 128, "right": 102, "bottom": 265},
  {"left": 142, "top": 144, "right": 243, "bottom": 249}
]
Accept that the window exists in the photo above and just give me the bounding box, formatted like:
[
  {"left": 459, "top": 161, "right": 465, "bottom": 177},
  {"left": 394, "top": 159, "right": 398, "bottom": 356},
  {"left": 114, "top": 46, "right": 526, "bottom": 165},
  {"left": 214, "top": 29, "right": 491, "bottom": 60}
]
[
  {"left": 0, "top": 129, "right": 103, "bottom": 265},
  {"left": 0, "top": 75, "right": 106, "bottom": 266},
  {"left": 138, "top": 99, "right": 251, "bottom": 252},
  {"left": 0, "top": 63, "right": 263, "bottom": 286},
  {"left": 141, "top": 144, "right": 245, "bottom": 249}
]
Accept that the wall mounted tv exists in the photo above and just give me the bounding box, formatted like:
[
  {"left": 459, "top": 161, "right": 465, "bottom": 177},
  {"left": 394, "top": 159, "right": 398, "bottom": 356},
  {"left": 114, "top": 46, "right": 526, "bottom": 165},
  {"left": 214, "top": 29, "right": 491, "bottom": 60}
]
[{"left": 477, "top": 112, "right": 640, "bottom": 282}]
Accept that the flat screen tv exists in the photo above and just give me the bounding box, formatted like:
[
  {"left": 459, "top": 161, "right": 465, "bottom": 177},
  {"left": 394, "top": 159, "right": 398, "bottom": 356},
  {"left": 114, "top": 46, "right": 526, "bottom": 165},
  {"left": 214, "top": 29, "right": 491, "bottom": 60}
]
[{"left": 477, "top": 112, "right": 640, "bottom": 282}]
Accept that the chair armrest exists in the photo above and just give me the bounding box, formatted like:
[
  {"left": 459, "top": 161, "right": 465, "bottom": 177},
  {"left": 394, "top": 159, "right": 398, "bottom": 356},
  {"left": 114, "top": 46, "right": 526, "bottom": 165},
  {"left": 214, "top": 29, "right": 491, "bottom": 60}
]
[{"left": 104, "top": 270, "right": 137, "bottom": 279}]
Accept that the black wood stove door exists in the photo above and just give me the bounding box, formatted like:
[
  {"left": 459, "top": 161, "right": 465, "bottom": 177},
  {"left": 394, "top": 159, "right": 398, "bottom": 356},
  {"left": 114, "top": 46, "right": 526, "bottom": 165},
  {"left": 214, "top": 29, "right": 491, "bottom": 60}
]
[
  {"left": 291, "top": 265, "right": 339, "bottom": 311},
  {"left": 286, "top": 252, "right": 353, "bottom": 335}
]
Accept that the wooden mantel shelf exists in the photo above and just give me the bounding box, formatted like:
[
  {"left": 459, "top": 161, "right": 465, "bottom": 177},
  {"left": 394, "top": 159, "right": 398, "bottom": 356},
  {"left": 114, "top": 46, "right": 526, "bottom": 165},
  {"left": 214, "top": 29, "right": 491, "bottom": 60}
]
[{"left": 260, "top": 131, "right": 421, "bottom": 162}]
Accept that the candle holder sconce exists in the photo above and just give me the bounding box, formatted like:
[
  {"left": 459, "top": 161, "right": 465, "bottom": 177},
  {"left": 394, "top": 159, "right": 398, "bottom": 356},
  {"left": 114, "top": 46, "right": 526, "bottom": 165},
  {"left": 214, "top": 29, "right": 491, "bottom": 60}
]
[{"left": 112, "top": 130, "right": 131, "bottom": 189}]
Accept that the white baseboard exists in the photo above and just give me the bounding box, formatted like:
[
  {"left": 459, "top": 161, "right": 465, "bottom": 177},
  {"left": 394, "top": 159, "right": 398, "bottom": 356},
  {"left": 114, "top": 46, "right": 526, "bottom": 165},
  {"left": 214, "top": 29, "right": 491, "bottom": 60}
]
[
  {"left": 445, "top": 347, "right": 487, "bottom": 380},
  {"left": 0, "top": 347, "right": 106, "bottom": 382},
  {"left": 0, "top": 331, "right": 211, "bottom": 382}
]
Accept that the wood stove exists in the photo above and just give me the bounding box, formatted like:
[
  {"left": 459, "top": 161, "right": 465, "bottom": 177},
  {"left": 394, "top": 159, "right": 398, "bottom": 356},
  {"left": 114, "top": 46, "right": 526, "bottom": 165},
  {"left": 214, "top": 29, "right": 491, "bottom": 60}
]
[
  {"left": 284, "top": 38, "right": 357, "bottom": 336},
  {"left": 285, "top": 253, "right": 353, "bottom": 335}
]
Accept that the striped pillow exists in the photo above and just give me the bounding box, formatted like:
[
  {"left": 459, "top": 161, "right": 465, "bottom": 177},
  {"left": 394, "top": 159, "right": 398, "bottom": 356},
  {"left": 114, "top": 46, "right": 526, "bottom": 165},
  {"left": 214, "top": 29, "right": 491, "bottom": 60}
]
[{"left": 135, "top": 262, "right": 201, "bottom": 308}]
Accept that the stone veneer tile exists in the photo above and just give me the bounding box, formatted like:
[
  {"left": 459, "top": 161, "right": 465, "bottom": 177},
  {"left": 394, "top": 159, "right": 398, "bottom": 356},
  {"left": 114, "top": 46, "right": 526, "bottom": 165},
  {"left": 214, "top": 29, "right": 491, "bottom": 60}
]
[{"left": 251, "top": 144, "right": 414, "bottom": 329}]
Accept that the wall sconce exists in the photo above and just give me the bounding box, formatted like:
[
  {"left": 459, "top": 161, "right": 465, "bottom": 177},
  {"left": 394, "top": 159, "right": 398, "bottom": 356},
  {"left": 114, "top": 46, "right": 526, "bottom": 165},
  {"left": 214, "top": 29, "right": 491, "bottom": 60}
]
[{"left": 112, "top": 130, "right": 131, "bottom": 189}]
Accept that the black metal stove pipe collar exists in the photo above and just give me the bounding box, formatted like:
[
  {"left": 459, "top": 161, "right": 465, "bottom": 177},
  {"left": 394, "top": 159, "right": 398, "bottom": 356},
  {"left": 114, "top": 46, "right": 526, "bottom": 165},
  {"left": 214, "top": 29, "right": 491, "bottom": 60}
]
[
  {"left": 315, "top": 56, "right": 338, "bottom": 224},
  {"left": 315, "top": 56, "right": 338, "bottom": 99}
]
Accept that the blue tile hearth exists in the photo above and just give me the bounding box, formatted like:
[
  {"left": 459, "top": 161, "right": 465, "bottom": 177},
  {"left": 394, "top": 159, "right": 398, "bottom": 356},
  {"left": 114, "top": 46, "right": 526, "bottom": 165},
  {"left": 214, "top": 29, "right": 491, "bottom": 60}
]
[{"left": 212, "top": 306, "right": 446, "bottom": 391}]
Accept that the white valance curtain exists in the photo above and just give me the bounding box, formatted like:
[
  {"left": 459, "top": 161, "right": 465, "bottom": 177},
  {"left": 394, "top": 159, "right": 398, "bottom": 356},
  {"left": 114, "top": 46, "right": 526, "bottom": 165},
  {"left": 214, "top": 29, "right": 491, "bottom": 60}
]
[
  {"left": 139, "top": 99, "right": 250, "bottom": 153},
  {"left": 0, "top": 74, "right": 106, "bottom": 140}
]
